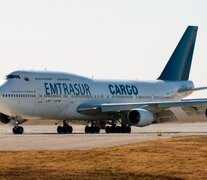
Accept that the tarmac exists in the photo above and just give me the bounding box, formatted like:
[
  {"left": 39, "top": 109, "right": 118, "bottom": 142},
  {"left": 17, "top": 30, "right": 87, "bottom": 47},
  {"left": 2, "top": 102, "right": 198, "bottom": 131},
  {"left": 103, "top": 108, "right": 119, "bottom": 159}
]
[{"left": 0, "top": 122, "right": 207, "bottom": 151}]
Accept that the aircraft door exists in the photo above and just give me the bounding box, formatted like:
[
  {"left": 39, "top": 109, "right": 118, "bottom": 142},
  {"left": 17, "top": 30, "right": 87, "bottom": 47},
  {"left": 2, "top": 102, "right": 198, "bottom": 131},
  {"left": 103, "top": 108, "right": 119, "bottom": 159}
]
[{"left": 37, "top": 89, "right": 43, "bottom": 103}]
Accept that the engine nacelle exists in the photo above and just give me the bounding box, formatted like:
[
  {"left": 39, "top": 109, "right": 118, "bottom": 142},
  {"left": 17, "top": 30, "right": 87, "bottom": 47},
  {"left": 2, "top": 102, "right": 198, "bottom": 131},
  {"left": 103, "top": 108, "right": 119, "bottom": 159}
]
[
  {"left": 127, "top": 108, "right": 154, "bottom": 127},
  {"left": 0, "top": 113, "right": 11, "bottom": 124}
]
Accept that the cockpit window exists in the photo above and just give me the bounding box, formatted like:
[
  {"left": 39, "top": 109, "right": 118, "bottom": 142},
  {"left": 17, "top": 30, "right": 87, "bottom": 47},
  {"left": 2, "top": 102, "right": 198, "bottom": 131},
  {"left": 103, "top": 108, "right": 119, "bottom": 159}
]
[
  {"left": 24, "top": 76, "right": 30, "bottom": 81},
  {"left": 6, "top": 75, "right": 21, "bottom": 79}
]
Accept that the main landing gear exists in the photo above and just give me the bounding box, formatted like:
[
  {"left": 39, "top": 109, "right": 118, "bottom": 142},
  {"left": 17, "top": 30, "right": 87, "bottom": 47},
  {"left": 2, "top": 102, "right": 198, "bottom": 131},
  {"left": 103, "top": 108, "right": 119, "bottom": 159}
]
[
  {"left": 84, "top": 120, "right": 131, "bottom": 134},
  {"left": 85, "top": 121, "right": 100, "bottom": 134},
  {"left": 105, "top": 125, "right": 131, "bottom": 133},
  {"left": 11, "top": 117, "right": 26, "bottom": 134},
  {"left": 57, "top": 121, "right": 73, "bottom": 134},
  {"left": 104, "top": 120, "right": 131, "bottom": 133}
]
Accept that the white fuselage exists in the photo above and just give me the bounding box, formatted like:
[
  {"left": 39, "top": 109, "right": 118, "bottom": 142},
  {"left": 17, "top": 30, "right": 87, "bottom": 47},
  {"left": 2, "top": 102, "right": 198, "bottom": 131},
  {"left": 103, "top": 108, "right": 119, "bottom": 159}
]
[{"left": 0, "top": 71, "right": 194, "bottom": 120}]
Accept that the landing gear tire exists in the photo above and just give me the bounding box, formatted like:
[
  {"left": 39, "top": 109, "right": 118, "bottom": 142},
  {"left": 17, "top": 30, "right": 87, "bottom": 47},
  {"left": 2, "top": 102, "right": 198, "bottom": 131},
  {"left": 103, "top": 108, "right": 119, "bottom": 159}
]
[
  {"left": 115, "top": 126, "right": 121, "bottom": 133},
  {"left": 18, "top": 126, "right": 24, "bottom": 134},
  {"left": 67, "top": 126, "right": 73, "bottom": 133},
  {"left": 12, "top": 126, "right": 24, "bottom": 134},
  {"left": 121, "top": 126, "right": 126, "bottom": 133},
  {"left": 62, "top": 126, "right": 68, "bottom": 134},
  {"left": 105, "top": 126, "right": 110, "bottom": 133},
  {"left": 12, "top": 127, "right": 18, "bottom": 134},
  {"left": 95, "top": 126, "right": 100, "bottom": 133},
  {"left": 57, "top": 126, "right": 62, "bottom": 134},
  {"left": 121, "top": 125, "right": 131, "bottom": 133},
  {"left": 85, "top": 126, "right": 90, "bottom": 133},
  {"left": 126, "top": 125, "right": 131, "bottom": 133}
]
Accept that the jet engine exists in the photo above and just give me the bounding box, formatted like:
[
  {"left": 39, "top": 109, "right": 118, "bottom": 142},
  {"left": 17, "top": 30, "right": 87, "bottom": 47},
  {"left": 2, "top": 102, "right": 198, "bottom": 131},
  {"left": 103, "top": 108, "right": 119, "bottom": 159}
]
[
  {"left": 0, "top": 113, "right": 11, "bottom": 124},
  {"left": 127, "top": 108, "right": 154, "bottom": 127}
]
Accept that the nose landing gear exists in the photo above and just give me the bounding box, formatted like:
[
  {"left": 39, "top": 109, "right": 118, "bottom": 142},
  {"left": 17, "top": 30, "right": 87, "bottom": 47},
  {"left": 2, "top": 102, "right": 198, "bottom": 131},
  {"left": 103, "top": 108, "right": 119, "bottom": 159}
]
[
  {"left": 11, "top": 116, "right": 26, "bottom": 134},
  {"left": 12, "top": 126, "right": 24, "bottom": 134}
]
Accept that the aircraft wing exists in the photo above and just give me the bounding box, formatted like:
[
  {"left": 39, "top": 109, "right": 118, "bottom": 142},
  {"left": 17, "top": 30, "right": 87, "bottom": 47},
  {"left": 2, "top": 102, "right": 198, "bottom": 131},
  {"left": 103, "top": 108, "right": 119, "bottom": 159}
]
[
  {"left": 77, "top": 99, "right": 207, "bottom": 115},
  {"left": 178, "top": 87, "right": 207, "bottom": 94}
]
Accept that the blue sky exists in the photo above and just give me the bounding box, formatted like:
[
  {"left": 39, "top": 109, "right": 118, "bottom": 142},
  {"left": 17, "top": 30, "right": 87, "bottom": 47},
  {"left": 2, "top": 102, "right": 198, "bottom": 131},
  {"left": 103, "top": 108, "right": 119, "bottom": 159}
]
[{"left": 0, "top": 0, "right": 207, "bottom": 98}]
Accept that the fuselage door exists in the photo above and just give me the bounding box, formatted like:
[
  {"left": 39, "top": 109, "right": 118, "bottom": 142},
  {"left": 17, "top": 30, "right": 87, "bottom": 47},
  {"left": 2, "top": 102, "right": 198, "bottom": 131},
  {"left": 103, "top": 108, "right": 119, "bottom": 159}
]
[{"left": 37, "top": 89, "right": 43, "bottom": 103}]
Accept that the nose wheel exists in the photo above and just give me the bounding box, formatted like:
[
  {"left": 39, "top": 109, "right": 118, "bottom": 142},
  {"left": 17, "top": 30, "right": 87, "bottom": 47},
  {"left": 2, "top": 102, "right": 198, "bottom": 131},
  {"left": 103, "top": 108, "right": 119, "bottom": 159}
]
[{"left": 12, "top": 126, "right": 24, "bottom": 134}]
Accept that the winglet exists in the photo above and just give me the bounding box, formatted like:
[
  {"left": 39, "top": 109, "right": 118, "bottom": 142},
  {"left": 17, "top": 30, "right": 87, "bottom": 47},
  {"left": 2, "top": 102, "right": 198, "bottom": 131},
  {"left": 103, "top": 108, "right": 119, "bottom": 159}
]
[{"left": 158, "top": 26, "right": 198, "bottom": 81}]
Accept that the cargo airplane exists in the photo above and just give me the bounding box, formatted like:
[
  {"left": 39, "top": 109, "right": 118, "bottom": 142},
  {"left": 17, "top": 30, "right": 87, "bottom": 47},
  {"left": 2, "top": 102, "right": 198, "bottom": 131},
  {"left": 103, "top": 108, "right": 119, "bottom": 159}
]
[{"left": 0, "top": 26, "right": 207, "bottom": 134}]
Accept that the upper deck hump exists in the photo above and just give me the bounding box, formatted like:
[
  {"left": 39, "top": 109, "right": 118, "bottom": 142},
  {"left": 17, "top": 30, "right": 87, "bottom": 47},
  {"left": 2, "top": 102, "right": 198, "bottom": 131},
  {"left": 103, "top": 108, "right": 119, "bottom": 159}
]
[{"left": 7, "top": 70, "right": 92, "bottom": 82}]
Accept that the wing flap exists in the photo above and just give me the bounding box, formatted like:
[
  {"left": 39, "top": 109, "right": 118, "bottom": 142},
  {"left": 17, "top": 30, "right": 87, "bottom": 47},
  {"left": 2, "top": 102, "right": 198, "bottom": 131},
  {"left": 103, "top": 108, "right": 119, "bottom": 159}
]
[
  {"left": 181, "top": 106, "right": 206, "bottom": 116},
  {"left": 155, "top": 110, "right": 177, "bottom": 122}
]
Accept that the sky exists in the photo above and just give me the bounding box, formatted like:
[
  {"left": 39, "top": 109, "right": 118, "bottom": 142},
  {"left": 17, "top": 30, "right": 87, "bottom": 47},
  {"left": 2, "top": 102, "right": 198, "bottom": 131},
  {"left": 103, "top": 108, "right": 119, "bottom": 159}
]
[{"left": 0, "top": 0, "right": 207, "bottom": 98}]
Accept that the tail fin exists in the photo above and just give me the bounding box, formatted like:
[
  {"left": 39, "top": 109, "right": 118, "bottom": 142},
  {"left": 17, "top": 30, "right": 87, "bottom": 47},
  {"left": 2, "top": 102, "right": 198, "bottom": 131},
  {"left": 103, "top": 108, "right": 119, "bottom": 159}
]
[{"left": 158, "top": 26, "right": 198, "bottom": 81}]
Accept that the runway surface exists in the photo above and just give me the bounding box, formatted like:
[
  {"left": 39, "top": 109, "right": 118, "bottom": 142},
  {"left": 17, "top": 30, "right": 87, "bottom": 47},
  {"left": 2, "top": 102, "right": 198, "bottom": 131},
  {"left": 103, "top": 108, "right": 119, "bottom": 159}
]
[{"left": 0, "top": 122, "right": 207, "bottom": 151}]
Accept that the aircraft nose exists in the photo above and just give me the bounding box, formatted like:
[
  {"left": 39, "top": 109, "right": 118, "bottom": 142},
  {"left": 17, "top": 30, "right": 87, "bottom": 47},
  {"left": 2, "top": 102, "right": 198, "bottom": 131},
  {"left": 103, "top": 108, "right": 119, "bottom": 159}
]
[
  {"left": 0, "top": 86, "right": 3, "bottom": 101},
  {"left": 0, "top": 89, "right": 3, "bottom": 111},
  {"left": 0, "top": 86, "right": 2, "bottom": 100},
  {"left": 0, "top": 82, "right": 7, "bottom": 111},
  {"left": 0, "top": 80, "right": 7, "bottom": 99}
]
